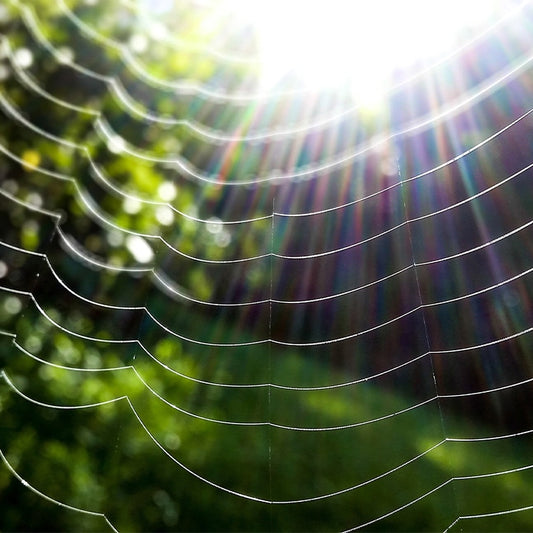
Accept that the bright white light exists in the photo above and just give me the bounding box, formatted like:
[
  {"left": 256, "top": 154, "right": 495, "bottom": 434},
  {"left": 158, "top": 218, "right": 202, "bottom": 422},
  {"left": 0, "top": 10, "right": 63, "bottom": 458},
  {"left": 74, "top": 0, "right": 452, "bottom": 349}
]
[
  {"left": 123, "top": 196, "right": 142, "bottom": 214},
  {"left": 139, "top": 0, "right": 174, "bottom": 16},
  {"left": 107, "top": 134, "right": 126, "bottom": 154},
  {"left": 232, "top": 0, "right": 509, "bottom": 104},
  {"left": 156, "top": 205, "right": 174, "bottom": 225},
  {"left": 148, "top": 21, "right": 169, "bottom": 41},
  {"left": 13, "top": 47, "right": 33, "bottom": 69},
  {"left": 126, "top": 235, "right": 154, "bottom": 263},
  {"left": 129, "top": 33, "right": 149, "bottom": 53},
  {"left": 158, "top": 181, "right": 177, "bottom": 201}
]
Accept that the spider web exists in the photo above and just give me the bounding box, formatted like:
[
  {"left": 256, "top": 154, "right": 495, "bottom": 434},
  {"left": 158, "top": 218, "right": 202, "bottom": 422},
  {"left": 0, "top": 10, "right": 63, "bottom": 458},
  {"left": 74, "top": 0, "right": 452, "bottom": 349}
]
[{"left": 1, "top": 0, "right": 533, "bottom": 531}]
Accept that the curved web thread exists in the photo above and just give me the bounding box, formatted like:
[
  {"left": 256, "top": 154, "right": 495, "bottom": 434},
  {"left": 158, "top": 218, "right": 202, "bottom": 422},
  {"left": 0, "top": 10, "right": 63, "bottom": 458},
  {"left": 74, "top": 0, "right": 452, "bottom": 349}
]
[
  {"left": 2, "top": 59, "right": 533, "bottom": 267},
  {"left": 1, "top": 1, "right": 533, "bottom": 531},
  {"left": 6, "top": 0, "right": 533, "bottom": 181}
]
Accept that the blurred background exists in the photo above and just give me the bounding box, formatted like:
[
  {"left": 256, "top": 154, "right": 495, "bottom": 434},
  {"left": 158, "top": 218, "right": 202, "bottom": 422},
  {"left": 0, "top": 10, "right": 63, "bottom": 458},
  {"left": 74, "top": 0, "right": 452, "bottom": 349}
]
[{"left": 1, "top": 0, "right": 533, "bottom": 530}]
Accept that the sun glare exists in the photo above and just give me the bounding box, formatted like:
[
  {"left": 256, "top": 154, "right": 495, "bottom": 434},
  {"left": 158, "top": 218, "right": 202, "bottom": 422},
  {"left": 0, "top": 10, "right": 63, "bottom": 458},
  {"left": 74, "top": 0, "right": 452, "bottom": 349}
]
[{"left": 232, "top": 0, "right": 514, "bottom": 105}]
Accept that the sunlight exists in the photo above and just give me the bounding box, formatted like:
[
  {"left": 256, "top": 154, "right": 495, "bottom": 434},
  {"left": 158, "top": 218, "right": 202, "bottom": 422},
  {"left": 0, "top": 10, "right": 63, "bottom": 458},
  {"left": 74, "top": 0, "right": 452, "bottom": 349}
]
[{"left": 233, "top": 0, "right": 512, "bottom": 105}]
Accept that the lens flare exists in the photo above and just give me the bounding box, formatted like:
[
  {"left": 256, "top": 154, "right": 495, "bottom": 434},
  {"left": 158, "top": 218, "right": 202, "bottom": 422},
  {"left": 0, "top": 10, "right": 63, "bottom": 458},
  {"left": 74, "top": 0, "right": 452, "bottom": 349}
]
[{"left": 232, "top": 0, "right": 513, "bottom": 105}]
